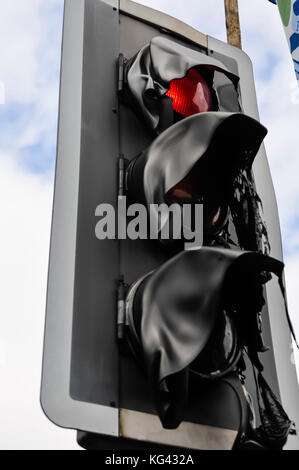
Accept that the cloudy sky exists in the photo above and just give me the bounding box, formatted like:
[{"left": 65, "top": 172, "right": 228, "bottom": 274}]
[{"left": 0, "top": 0, "right": 298, "bottom": 450}]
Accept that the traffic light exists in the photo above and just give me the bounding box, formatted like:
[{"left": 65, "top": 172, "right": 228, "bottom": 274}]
[{"left": 41, "top": 0, "right": 299, "bottom": 451}]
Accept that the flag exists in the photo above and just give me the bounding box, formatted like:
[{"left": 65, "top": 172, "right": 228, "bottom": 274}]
[{"left": 270, "top": 0, "right": 299, "bottom": 84}]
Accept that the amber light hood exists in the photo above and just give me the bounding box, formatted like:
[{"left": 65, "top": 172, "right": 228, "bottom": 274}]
[{"left": 126, "top": 112, "right": 268, "bottom": 238}]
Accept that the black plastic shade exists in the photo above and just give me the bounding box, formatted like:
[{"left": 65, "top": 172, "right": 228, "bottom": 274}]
[
  {"left": 126, "top": 112, "right": 268, "bottom": 242},
  {"left": 124, "top": 36, "right": 242, "bottom": 132},
  {"left": 125, "top": 247, "right": 284, "bottom": 429}
]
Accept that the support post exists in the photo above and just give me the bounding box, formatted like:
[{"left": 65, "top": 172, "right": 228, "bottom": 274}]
[{"left": 224, "top": 0, "right": 242, "bottom": 49}]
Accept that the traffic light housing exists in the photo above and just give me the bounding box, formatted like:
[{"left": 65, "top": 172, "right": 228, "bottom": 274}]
[
  {"left": 125, "top": 247, "right": 286, "bottom": 431},
  {"left": 125, "top": 111, "right": 267, "bottom": 247},
  {"left": 123, "top": 35, "right": 241, "bottom": 132},
  {"left": 41, "top": 0, "right": 299, "bottom": 450}
]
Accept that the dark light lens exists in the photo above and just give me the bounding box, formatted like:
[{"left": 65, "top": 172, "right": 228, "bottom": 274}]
[
  {"left": 166, "top": 68, "right": 213, "bottom": 117},
  {"left": 168, "top": 172, "right": 226, "bottom": 234}
]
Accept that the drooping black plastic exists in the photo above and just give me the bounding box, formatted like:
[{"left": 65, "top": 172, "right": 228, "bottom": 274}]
[
  {"left": 124, "top": 36, "right": 241, "bottom": 132},
  {"left": 126, "top": 112, "right": 267, "bottom": 242},
  {"left": 126, "top": 247, "right": 284, "bottom": 429}
]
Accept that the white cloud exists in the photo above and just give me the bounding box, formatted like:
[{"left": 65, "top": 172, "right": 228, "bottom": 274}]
[
  {"left": 0, "top": 0, "right": 64, "bottom": 171},
  {"left": 0, "top": 0, "right": 79, "bottom": 450},
  {"left": 0, "top": 154, "right": 79, "bottom": 450},
  {"left": 0, "top": 0, "right": 63, "bottom": 105}
]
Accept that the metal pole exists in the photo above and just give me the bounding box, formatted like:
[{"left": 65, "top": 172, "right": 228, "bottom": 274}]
[{"left": 224, "top": 0, "right": 242, "bottom": 49}]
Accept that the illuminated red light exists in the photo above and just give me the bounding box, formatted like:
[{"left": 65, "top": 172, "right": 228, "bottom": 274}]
[{"left": 166, "top": 68, "right": 213, "bottom": 117}]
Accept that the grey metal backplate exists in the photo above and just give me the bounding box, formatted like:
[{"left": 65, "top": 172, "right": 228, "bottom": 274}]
[
  {"left": 41, "top": 0, "right": 298, "bottom": 446},
  {"left": 41, "top": 0, "right": 119, "bottom": 436},
  {"left": 208, "top": 37, "right": 299, "bottom": 449},
  {"left": 69, "top": 0, "right": 119, "bottom": 409}
]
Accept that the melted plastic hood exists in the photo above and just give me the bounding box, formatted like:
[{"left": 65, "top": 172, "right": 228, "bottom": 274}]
[
  {"left": 129, "top": 247, "right": 284, "bottom": 429},
  {"left": 125, "top": 36, "right": 242, "bottom": 131}
]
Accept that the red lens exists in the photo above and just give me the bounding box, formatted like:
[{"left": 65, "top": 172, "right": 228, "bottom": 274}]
[
  {"left": 166, "top": 68, "right": 213, "bottom": 117},
  {"left": 169, "top": 174, "right": 196, "bottom": 203}
]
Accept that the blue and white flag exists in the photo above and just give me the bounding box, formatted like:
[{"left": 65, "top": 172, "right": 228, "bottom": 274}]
[{"left": 269, "top": 0, "right": 299, "bottom": 84}]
